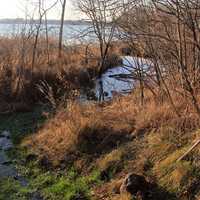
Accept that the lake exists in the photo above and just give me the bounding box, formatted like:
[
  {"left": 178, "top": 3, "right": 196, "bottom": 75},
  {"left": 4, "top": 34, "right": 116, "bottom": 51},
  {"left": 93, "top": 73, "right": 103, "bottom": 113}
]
[{"left": 0, "top": 23, "right": 93, "bottom": 44}]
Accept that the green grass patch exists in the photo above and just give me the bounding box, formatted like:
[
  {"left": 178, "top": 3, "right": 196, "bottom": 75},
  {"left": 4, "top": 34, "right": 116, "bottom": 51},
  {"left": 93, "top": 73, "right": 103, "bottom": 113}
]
[
  {"left": 32, "top": 167, "right": 101, "bottom": 200},
  {"left": 15, "top": 152, "right": 102, "bottom": 200}
]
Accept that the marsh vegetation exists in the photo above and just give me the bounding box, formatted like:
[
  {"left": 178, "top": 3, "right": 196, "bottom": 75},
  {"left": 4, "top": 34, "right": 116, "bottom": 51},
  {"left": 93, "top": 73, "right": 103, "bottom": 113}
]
[{"left": 1, "top": 0, "right": 200, "bottom": 199}]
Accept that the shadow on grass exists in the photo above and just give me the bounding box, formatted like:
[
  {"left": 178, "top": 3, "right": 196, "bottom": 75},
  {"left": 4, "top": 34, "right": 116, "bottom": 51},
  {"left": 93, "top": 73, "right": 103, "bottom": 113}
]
[
  {"left": 145, "top": 182, "right": 177, "bottom": 200},
  {"left": 77, "top": 126, "right": 130, "bottom": 156},
  {"left": 0, "top": 106, "right": 48, "bottom": 144}
]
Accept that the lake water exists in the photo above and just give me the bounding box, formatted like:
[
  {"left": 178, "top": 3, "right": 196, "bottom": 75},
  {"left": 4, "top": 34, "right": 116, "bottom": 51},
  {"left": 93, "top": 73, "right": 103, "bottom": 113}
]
[{"left": 0, "top": 23, "right": 93, "bottom": 44}]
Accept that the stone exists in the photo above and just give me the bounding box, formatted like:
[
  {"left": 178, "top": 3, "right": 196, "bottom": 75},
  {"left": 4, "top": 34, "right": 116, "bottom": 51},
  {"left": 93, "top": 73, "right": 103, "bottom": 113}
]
[
  {"left": 120, "top": 173, "right": 149, "bottom": 196},
  {"left": 0, "top": 137, "right": 13, "bottom": 150},
  {"left": 0, "top": 164, "right": 17, "bottom": 178},
  {"left": 14, "top": 176, "right": 29, "bottom": 187},
  {"left": 0, "top": 151, "right": 10, "bottom": 164}
]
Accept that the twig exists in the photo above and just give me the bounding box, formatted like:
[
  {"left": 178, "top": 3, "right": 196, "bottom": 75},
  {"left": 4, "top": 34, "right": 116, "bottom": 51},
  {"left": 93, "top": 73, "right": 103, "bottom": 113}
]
[{"left": 177, "top": 139, "right": 200, "bottom": 162}]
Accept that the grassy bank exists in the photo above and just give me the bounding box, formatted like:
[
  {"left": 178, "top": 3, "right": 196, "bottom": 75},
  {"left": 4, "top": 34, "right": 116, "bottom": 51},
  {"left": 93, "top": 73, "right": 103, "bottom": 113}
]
[
  {"left": 1, "top": 89, "right": 199, "bottom": 199},
  {"left": 23, "top": 91, "right": 200, "bottom": 199}
]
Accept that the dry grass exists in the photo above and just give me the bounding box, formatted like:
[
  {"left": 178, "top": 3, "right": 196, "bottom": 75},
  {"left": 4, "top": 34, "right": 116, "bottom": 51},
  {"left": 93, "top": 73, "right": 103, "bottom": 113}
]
[
  {"left": 0, "top": 37, "right": 123, "bottom": 109},
  {"left": 97, "top": 149, "right": 124, "bottom": 172},
  {"left": 3, "top": 35, "right": 199, "bottom": 199},
  {"left": 24, "top": 98, "right": 135, "bottom": 165},
  {"left": 112, "top": 193, "right": 132, "bottom": 200},
  {"left": 25, "top": 86, "right": 200, "bottom": 165},
  {"left": 21, "top": 85, "right": 200, "bottom": 199}
]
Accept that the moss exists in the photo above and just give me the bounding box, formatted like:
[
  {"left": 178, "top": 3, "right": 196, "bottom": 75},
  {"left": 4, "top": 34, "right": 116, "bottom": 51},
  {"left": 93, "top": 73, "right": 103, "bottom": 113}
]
[
  {"left": 16, "top": 155, "right": 101, "bottom": 200},
  {"left": 41, "top": 169, "right": 101, "bottom": 200},
  {"left": 43, "top": 176, "right": 90, "bottom": 200}
]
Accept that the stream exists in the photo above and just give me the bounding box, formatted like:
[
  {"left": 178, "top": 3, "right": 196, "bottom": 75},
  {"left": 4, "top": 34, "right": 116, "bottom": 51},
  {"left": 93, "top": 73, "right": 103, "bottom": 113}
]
[
  {"left": 0, "top": 130, "right": 43, "bottom": 200},
  {"left": 95, "top": 56, "right": 151, "bottom": 101}
]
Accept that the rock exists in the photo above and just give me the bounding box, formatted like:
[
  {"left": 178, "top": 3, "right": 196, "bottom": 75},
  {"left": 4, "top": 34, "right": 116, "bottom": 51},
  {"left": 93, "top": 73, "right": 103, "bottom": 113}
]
[
  {"left": 0, "top": 131, "right": 13, "bottom": 150},
  {"left": 14, "top": 175, "right": 29, "bottom": 187},
  {"left": 0, "top": 151, "right": 10, "bottom": 164},
  {"left": 120, "top": 173, "right": 149, "bottom": 196},
  {"left": 0, "top": 137, "right": 13, "bottom": 150},
  {"left": 0, "top": 164, "right": 17, "bottom": 178}
]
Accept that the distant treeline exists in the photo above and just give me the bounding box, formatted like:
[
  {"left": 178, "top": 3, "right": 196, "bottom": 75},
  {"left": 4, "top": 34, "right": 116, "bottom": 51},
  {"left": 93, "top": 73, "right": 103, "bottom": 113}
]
[{"left": 0, "top": 18, "right": 91, "bottom": 25}]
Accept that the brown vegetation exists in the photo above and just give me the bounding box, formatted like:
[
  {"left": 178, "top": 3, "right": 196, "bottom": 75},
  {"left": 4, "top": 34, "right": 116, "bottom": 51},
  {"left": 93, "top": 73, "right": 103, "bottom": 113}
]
[
  {"left": 0, "top": 37, "right": 123, "bottom": 112},
  {"left": 2, "top": 0, "right": 200, "bottom": 199},
  {"left": 23, "top": 86, "right": 200, "bottom": 199}
]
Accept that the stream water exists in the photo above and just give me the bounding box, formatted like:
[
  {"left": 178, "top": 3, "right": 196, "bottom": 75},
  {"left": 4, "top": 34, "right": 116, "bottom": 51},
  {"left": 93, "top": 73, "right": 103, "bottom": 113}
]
[
  {"left": 94, "top": 56, "right": 151, "bottom": 101},
  {"left": 0, "top": 130, "right": 43, "bottom": 199}
]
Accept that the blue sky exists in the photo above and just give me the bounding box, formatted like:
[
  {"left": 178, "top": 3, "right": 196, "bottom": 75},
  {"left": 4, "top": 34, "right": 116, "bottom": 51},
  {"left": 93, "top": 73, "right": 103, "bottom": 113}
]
[{"left": 0, "top": 0, "right": 78, "bottom": 20}]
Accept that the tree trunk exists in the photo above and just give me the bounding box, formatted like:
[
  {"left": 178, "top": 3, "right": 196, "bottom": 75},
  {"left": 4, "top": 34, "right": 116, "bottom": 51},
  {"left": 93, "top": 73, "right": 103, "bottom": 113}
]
[{"left": 58, "top": 0, "right": 67, "bottom": 58}]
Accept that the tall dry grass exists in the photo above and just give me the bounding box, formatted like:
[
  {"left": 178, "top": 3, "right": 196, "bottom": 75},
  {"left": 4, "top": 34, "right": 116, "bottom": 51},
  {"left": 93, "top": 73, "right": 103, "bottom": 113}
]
[
  {"left": 0, "top": 37, "right": 123, "bottom": 112},
  {"left": 24, "top": 85, "right": 200, "bottom": 167},
  {"left": 24, "top": 97, "right": 135, "bottom": 165}
]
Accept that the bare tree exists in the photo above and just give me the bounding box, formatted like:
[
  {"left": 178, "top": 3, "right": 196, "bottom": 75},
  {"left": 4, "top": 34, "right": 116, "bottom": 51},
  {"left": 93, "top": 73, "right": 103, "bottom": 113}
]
[
  {"left": 118, "top": 0, "right": 200, "bottom": 117},
  {"left": 58, "top": 0, "right": 67, "bottom": 58},
  {"left": 75, "top": 0, "right": 122, "bottom": 101},
  {"left": 31, "top": 0, "right": 59, "bottom": 72},
  {"left": 77, "top": 0, "right": 121, "bottom": 76}
]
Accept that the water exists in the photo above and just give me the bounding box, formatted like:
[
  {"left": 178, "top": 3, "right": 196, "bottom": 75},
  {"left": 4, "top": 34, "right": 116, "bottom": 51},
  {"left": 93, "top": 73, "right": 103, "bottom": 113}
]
[
  {"left": 0, "top": 23, "right": 92, "bottom": 44},
  {"left": 95, "top": 56, "right": 152, "bottom": 100}
]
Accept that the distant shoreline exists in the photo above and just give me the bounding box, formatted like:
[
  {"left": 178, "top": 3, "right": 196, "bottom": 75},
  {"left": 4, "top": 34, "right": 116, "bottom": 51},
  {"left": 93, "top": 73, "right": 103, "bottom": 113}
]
[{"left": 0, "top": 18, "right": 91, "bottom": 26}]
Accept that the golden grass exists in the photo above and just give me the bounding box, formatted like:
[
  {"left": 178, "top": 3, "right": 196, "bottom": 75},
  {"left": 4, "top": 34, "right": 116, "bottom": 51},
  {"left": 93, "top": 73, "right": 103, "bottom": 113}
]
[
  {"left": 112, "top": 193, "right": 132, "bottom": 200},
  {"left": 24, "top": 84, "right": 200, "bottom": 165},
  {"left": 21, "top": 85, "right": 200, "bottom": 199},
  {"left": 97, "top": 149, "right": 124, "bottom": 172},
  {"left": 0, "top": 37, "right": 123, "bottom": 107},
  {"left": 24, "top": 98, "right": 135, "bottom": 165}
]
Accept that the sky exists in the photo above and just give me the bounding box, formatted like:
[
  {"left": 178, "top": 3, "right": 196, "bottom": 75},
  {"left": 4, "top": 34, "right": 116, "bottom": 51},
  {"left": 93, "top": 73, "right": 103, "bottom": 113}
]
[{"left": 0, "top": 0, "right": 79, "bottom": 20}]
